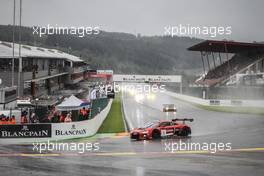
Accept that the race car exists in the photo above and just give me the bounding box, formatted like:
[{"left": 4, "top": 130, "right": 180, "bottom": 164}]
[
  {"left": 163, "top": 104, "right": 177, "bottom": 112},
  {"left": 130, "top": 118, "right": 193, "bottom": 140}
]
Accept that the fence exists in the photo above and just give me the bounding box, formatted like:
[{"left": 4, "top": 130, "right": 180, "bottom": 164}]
[{"left": 90, "top": 98, "right": 109, "bottom": 118}]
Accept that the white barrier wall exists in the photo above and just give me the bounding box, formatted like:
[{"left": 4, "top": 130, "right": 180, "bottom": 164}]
[
  {"left": 121, "top": 95, "right": 134, "bottom": 130},
  {"left": 164, "top": 91, "right": 209, "bottom": 106},
  {"left": 165, "top": 91, "right": 264, "bottom": 108},
  {"left": 52, "top": 99, "right": 112, "bottom": 140},
  {"left": 0, "top": 99, "right": 113, "bottom": 144}
]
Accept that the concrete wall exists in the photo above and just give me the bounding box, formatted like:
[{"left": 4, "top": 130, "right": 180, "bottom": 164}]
[
  {"left": 0, "top": 99, "right": 113, "bottom": 144},
  {"left": 167, "top": 86, "right": 264, "bottom": 100},
  {"left": 164, "top": 91, "right": 264, "bottom": 108}
]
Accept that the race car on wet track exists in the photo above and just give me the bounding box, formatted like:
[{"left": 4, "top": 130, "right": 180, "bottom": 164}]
[{"left": 130, "top": 118, "right": 193, "bottom": 140}]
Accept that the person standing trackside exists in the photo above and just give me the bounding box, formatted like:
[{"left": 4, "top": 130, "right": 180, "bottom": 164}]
[
  {"left": 20, "top": 114, "right": 28, "bottom": 124},
  {"left": 0, "top": 115, "right": 6, "bottom": 125},
  {"left": 64, "top": 113, "right": 72, "bottom": 123},
  {"left": 30, "top": 113, "right": 39, "bottom": 123},
  {"left": 59, "top": 113, "right": 65, "bottom": 123},
  {"left": 10, "top": 115, "right": 16, "bottom": 125}
]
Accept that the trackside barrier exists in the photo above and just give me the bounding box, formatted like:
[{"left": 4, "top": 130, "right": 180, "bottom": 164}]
[
  {"left": 164, "top": 91, "right": 209, "bottom": 106},
  {"left": 121, "top": 93, "right": 134, "bottom": 131},
  {"left": 0, "top": 99, "right": 113, "bottom": 144},
  {"left": 164, "top": 91, "right": 264, "bottom": 108},
  {"left": 209, "top": 100, "right": 220, "bottom": 105},
  {"left": 231, "top": 100, "right": 242, "bottom": 106}
]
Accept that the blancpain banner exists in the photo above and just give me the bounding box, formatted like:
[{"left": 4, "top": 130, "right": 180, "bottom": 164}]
[
  {"left": 97, "top": 70, "right": 113, "bottom": 75},
  {"left": 55, "top": 124, "right": 87, "bottom": 136},
  {"left": 113, "top": 74, "right": 182, "bottom": 83},
  {"left": 51, "top": 116, "right": 102, "bottom": 140},
  {"left": 0, "top": 124, "right": 51, "bottom": 138}
]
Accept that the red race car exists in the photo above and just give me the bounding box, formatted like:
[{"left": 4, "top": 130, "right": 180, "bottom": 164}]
[{"left": 130, "top": 118, "right": 193, "bottom": 140}]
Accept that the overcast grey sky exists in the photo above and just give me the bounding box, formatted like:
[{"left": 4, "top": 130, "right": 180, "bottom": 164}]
[{"left": 0, "top": 0, "right": 263, "bottom": 42}]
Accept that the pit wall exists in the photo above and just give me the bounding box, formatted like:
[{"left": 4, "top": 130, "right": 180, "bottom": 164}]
[{"left": 0, "top": 99, "right": 113, "bottom": 144}]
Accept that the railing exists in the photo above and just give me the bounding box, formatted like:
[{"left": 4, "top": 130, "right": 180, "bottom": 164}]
[
  {"left": 65, "top": 65, "right": 90, "bottom": 74},
  {"left": 23, "top": 68, "right": 68, "bottom": 81},
  {"left": 23, "top": 70, "right": 49, "bottom": 80}
]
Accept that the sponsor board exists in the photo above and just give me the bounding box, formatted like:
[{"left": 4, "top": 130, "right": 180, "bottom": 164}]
[
  {"left": 0, "top": 124, "right": 51, "bottom": 138},
  {"left": 54, "top": 124, "right": 87, "bottom": 136},
  {"left": 210, "top": 100, "right": 220, "bottom": 105},
  {"left": 113, "top": 74, "right": 182, "bottom": 83},
  {"left": 97, "top": 70, "right": 113, "bottom": 75}
]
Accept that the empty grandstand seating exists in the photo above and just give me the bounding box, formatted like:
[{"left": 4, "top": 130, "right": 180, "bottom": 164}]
[{"left": 196, "top": 53, "right": 261, "bottom": 86}]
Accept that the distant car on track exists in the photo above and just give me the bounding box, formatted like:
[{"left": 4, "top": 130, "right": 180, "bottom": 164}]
[
  {"left": 130, "top": 118, "right": 193, "bottom": 140},
  {"left": 163, "top": 104, "right": 177, "bottom": 112}
]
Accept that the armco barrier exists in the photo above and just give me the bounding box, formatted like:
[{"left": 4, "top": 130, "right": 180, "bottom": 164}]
[{"left": 0, "top": 99, "right": 113, "bottom": 144}]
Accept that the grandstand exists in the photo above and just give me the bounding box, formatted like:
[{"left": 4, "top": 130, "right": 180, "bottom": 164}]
[{"left": 188, "top": 40, "right": 264, "bottom": 87}]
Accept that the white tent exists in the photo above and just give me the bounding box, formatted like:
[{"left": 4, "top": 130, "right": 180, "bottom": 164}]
[{"left": 56, "top": 95, "right": 88, "bottom": 111}]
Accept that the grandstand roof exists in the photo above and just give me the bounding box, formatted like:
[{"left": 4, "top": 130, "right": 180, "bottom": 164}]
[
  {"left": 0, "top": 41, "right": 83, "bottom": 62},
  {"left": 188, "top": 40, "right": 264, "bottom": 53}
]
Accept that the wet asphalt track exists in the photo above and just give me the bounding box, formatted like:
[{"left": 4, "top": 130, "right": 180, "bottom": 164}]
[{"left": 0, "top": 84, "right": 264, "bottom": 176}]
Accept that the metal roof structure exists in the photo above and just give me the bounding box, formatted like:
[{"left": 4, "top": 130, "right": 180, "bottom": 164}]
[
  {"left": 0, "top": 41, "right": 83, "bottom": 62},
  {"left": 188, "top": 40, "right": 264, "bottom": 53}
]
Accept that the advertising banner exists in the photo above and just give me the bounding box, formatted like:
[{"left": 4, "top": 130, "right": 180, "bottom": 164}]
[
  {"left": 113, "top": 74, "right": 182, "bottom": 83},
  {"left": 0, "top": 124, "right": 51, "bottom": 138}
]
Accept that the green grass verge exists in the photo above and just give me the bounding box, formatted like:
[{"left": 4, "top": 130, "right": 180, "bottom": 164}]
[{"left": 98, "top": 94, "right": 125, "bottom": 133}]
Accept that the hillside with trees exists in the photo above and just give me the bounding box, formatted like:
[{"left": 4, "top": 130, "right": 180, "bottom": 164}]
[{"left": 0, "top": 25, "right": 203, "bottom": 75}]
